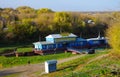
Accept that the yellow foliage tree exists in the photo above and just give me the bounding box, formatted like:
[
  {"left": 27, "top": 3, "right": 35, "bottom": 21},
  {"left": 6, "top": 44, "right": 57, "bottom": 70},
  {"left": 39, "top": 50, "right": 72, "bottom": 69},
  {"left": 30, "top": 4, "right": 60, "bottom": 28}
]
[
  {"left": 106, "top": 21, "right": 120, "bottom": 56},
  {"left": 0, "top": 64, "right": 2, "bottom": 69}
]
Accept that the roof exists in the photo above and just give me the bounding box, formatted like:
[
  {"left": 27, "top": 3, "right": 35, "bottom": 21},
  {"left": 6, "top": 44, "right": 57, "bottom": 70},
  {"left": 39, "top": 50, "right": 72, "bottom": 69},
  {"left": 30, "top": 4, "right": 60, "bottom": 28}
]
[
  {"left": 45, "top": 60, "right": 57, "bottom": 64},
  {"left": 45, "top": 33, "right": 77, "bottom": 38},
  {"left": 46, "top": 34, "right": 62, "bottom": 38},
  {"left": 76, "top": 38, "right": 86, "bottom": 41},
  {"left": 33, "top": 41, "right": 54, "bottom": 45},
  {"left": 87, "top": 37, "right": 106, "bottom": 41},
  {"left": 69, "top": 33, "right": 77, "bottom": 37}
]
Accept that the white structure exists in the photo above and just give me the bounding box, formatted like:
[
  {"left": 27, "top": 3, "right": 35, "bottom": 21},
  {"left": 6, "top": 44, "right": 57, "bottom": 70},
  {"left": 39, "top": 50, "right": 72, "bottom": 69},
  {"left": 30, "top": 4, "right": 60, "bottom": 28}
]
[{"left": 45, "top": 60, "right": 57, "bottom": 73}]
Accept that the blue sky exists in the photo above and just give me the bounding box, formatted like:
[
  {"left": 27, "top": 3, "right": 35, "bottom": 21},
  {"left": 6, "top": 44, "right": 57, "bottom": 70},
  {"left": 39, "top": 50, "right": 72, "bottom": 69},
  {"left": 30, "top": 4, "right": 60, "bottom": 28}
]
[{"left": 0, "top": 0, "right": 120, "bottom": 11}]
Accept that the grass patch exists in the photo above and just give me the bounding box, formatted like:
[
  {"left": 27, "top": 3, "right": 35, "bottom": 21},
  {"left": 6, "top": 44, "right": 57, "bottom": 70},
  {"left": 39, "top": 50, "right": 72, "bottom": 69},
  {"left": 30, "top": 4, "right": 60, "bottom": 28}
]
[
  {"left": 0, "top": 44, "right": 33, "bottom": 53},
  {"left": 79, "top": 56, "right": 120, "bottom": 77},
  {"left": 42, "top": 49, "right": 109, "bottom": 77},
  {"left": 42, "top": 49, "right": 120, "bottom": 77},
  {"left": 0, "top": 53, "right": 75, "bottom": 68}
]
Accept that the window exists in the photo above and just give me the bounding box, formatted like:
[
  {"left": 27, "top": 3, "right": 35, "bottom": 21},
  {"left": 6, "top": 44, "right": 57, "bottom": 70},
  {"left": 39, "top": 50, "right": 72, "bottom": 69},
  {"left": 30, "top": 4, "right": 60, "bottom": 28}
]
[
  {"left": 42, "top": 45, "right": 46, "bottom": 49},
  {"left": 93, "top": 41, "right": 99, "bottom": 44},
  {"left": 57, "top": 44, "right": 62, "bottom": 48},
  {"left": 80, "top": 42, "right": 83, "bottom": 45},
  {"left": 48, "top": 44, "right": 54, "bottom": 48}
]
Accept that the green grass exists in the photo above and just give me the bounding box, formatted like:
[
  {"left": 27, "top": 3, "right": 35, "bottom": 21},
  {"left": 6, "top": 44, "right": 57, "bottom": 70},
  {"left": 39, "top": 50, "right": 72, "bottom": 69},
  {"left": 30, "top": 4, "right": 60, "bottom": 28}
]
[
  {"left": 79, "top": 56, "right": 120, "bottom": 77},
  {"left": 42, "top": 49, "right": 110, "bottom": 77},
  {"left": 42, "top": 49, "right": 120, "bottom": 77},
  {"left": 0, "top": 44, "right": 33, "bottom": 53},
  {"left": 0, "top": 53, "right": 75, "bottom": 68}
]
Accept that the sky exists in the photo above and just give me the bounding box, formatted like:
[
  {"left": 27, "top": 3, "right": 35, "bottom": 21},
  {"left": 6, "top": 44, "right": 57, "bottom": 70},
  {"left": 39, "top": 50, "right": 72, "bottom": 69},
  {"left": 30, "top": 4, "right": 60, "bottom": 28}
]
[{"left": 0, "top": 0, "right": 120, "bottom": 11}]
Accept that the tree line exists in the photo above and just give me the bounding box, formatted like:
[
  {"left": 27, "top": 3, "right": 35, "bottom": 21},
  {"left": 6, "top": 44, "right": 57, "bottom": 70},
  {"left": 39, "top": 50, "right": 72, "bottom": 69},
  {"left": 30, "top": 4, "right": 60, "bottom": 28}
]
[{"left": 0, "top": 6, "right": 118, "bottom": 44}]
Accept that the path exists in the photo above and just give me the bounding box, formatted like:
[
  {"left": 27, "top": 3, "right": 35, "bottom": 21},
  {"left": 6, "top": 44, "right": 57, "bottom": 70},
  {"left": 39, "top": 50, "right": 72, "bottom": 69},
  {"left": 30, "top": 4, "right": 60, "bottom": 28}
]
[
  {"left": 0, "top": 54, "right": 86, "bottom": 77},
  {"left": 74, "top": 54, "right": 109, "bottom": 71}
]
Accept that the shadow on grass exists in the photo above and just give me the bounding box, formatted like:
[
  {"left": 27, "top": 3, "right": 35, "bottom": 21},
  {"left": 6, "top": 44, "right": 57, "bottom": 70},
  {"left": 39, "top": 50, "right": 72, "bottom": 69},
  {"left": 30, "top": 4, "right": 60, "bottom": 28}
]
[{"left": 0, "top": 70, "right": 25, "bottom": 77}]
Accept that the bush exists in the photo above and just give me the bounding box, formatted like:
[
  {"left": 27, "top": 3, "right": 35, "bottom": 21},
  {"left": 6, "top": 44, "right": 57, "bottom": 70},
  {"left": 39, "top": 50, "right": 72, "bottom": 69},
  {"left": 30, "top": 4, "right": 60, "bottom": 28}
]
[
  {"left": 106, "top": 21, "right": 120, "bottom": 57},
  {"left": 0, "top": 64, "right": 2, "bottom": 69}
]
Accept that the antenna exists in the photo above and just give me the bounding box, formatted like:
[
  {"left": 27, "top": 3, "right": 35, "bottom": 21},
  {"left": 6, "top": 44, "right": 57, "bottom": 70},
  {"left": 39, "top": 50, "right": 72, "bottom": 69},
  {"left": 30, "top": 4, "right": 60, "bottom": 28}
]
[{"left": 39, "top": 35, "right": 41, "bottom": 41}]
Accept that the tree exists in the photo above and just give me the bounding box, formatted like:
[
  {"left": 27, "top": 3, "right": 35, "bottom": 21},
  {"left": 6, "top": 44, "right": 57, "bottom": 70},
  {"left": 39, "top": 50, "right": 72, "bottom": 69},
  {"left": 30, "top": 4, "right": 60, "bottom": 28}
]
[
  {"left": 16, "top": 6, "right": 36, "bottom": 20},
  {"left": 12, "top": 19, "right": 36, "bottom": 42},
  {"left": 54, "top": 12, "right": 72, "bottom": 33},
  {"left": 37, "top": 8, "right": 54, "bottom": 14},
  {"left": 16, "top": 6, "right": 35, "bottom": 14},
  {"left": 34, "top": 13, "right": 54, "bottom": 36},
  {"left": 106, "top": 20, "right": 120, "bottom": 57}
]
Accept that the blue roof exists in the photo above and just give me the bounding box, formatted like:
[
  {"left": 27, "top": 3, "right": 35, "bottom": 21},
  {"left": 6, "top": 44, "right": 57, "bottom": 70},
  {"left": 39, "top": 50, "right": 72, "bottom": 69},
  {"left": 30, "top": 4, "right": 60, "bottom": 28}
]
[
  {"left": 45, "top": 60, "right": 57, "bottom": 64},
  {"left": 76, "top": 38, "right": 86, "bottom": 41}
]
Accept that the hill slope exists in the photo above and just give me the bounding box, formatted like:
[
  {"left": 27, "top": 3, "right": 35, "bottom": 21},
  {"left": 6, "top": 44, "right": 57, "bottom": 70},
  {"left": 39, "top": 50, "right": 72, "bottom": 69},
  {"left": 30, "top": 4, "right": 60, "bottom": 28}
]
[
  {"left": 1, "top": 49, "right": 120, "bottom": 77},
  {"left": 42, "top": 50, "right": 120, "bottom": 77}
]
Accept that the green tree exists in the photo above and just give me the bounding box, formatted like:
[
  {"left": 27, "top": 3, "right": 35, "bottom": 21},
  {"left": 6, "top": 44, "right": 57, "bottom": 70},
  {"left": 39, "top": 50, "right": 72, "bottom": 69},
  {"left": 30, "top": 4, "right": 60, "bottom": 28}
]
[{"left": 12, "top": 19, "right": 36, "bottom": 42}]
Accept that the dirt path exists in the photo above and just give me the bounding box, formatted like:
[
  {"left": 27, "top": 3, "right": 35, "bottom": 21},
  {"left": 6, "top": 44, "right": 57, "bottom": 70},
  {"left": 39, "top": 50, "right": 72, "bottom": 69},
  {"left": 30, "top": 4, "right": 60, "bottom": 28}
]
[
  {"left": 0, "top": 54, "right": 86, "bottom": 77},
  {"left": 75, "top": 54, "right": 109, "bottom": 71},
  {"left": 86, "top": 54, "right": 109, "bottom": 64}
]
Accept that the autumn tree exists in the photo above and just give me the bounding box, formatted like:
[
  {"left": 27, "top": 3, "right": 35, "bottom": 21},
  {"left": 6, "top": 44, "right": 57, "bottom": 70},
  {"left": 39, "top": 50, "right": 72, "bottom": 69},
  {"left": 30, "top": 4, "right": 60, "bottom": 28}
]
[
  {"left": 54, "top": 12, "right": 72, "bottom": 33},
  {"left": 37, "top": 8, "right": 54, "bottom": 14},
  {"left": 106, "top": 20, "right": 120, "bottom": 57},
  {"left": 11, "top": 19, "right": 36, "bottom": 42},
  {"left": 16, "top": 6, "right": 36, "bottom": 20},
  {"left": 34, "top": 13, "right": 54, "bottom": 38},
  {"left": 0, "top": 6, "right": 113, "bottom": 44}
]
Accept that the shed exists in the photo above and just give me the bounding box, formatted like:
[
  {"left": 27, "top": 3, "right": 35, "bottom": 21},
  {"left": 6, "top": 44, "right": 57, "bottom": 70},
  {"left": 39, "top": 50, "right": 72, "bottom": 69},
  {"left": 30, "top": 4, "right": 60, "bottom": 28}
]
[{"left": 45, "top": 60, "right": 57, "bottom": 73}]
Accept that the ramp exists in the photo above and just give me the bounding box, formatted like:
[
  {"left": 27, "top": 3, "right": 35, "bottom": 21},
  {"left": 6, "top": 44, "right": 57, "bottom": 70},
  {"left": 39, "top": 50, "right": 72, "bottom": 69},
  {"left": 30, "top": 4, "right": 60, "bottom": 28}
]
[{"left": 67, "top": 47, "right": 82, "bottom": 54}]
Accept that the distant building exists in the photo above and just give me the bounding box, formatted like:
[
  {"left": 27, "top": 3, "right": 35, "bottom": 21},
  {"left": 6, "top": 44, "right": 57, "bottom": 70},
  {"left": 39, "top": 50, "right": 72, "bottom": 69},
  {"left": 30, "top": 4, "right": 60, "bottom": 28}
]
[{"left": 87, "top": 20, "right": 95, "bottom": 24}]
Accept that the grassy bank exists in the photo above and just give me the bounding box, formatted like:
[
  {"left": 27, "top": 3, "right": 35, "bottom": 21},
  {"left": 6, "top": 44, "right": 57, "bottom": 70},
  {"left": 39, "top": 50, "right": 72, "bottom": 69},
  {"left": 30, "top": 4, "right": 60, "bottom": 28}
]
[{"left": 42, "top": 50, "right": 115, "bottom": 77}]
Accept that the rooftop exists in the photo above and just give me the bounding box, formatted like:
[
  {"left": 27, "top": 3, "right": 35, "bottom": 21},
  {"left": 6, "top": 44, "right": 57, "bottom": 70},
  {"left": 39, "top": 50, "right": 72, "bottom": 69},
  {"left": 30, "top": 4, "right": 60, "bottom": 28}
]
[
  {"left": 87, "top": 37, "right": 106, "bottom": 41},
  {"left": 77, "top": 38, "right": 86, "bottom": 41},
  {"left": 33, "top": 41, "right": 54, "bottom": 45},
  {"left": 46, "top": 33, "right": 77, "bottom": 38}
]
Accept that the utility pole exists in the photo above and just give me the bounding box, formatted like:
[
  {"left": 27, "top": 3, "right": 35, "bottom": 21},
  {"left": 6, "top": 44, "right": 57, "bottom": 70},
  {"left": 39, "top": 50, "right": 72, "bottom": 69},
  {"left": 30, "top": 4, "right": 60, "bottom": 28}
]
[{"left": 39, "top": 35, "right": 41, "bottom": 41}]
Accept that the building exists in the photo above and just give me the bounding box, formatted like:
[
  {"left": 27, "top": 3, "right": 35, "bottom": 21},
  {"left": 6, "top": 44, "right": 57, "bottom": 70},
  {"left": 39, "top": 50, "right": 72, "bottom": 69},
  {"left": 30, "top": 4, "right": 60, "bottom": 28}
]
[
  {"left": 87, "top": 36, "right": 107, "bottom": 48},
  {"left": 33, "top": 33, "right": 107, "bottom": 55},
  {"left": 33, "top": 33, "right": 88, "bottom": 55}
]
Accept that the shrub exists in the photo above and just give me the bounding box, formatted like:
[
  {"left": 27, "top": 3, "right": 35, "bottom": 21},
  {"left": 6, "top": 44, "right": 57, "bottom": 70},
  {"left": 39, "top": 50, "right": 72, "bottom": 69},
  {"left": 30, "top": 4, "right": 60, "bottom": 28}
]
[
  {"left": 0, "top": 64, "right": 2, "bottom": 69},
  {"left": 106, "top": 21, "right": 120, "bottom": 57}
]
